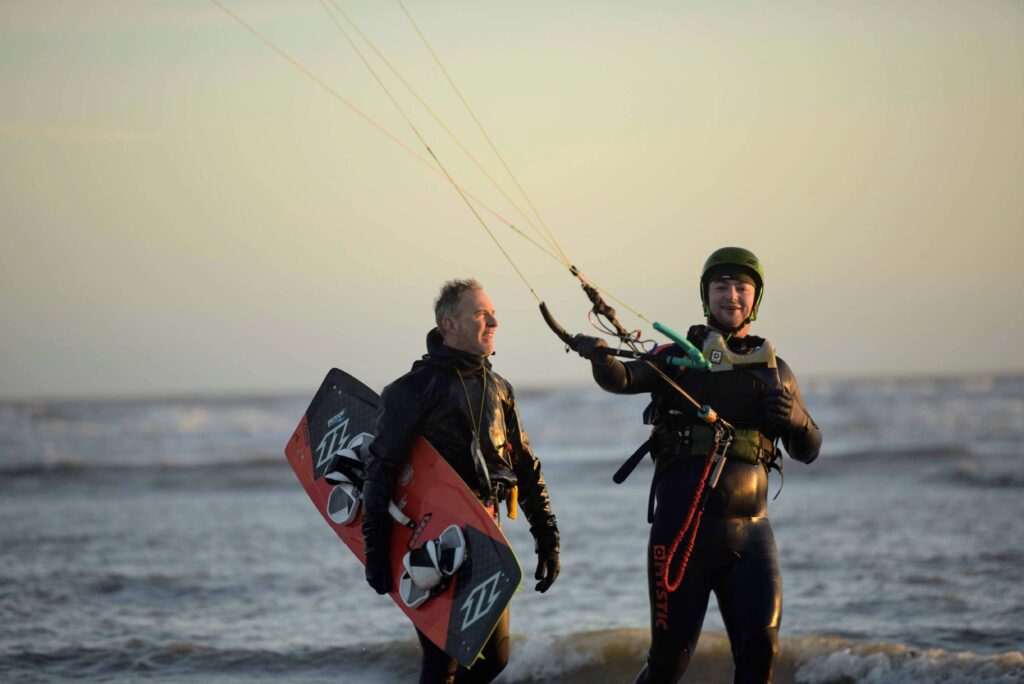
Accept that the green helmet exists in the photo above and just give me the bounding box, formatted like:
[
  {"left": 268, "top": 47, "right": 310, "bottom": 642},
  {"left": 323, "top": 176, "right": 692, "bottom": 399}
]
[{"left": 700, "top": 246, "right": 765, "bottom": 322}]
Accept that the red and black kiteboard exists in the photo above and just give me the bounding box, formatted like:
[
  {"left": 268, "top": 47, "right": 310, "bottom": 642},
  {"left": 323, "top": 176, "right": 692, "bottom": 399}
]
[{"left": 284, "top": 368, "right": 522, "bottom": 666}]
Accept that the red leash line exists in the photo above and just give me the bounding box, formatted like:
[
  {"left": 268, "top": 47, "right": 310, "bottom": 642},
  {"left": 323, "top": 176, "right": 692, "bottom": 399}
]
[{"left": 663, "top": 442, "right": 719, "bottom": 593}]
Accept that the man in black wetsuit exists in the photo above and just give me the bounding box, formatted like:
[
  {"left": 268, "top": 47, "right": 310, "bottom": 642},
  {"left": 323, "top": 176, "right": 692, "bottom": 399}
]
[
  {"left": 574, "top": 247, "right": 822, "bottom": 684},
  {"left": 361, "top": 278, "right": 560, "bottom": 684}
]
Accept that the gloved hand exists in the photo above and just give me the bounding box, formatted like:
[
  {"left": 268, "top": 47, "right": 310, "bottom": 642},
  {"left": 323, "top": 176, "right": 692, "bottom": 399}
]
[
  {"left": 535, "top": 551, "right": 560, "bottom": 593},
  {"left": 761, "top": 387, "right": 810, "bottom": 433},
  {"left": 533, "top": 532, "right": 560, "bottom": 593},
  {"left": 364, "top": 548, "right": 393, "bottom": 595},
  {"left": 572, "top": 334, "right": 608, "bottom": 362}
]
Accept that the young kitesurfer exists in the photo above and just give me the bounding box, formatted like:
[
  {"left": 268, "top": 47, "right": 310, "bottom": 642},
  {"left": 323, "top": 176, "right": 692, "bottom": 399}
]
[
  {"left": 361, "top": 278, "right": 560, "bottom": 684},
  {"left": 573, "top": 247, "right": 822, "bottom": 684}
]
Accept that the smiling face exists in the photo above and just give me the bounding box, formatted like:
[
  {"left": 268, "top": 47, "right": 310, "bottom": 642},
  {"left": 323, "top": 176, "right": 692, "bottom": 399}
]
[
  {"left": 440, "top": 288, "right": 498, "bottom": 356},
  {"left": 706, "top": 278, "right": 756, "bottom": 336}
]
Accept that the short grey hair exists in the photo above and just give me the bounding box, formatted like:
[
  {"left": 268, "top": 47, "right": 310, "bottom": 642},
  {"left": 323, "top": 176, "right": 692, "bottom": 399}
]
[{"left": 434, "top": 278, "right": 483, "bottom": 329}]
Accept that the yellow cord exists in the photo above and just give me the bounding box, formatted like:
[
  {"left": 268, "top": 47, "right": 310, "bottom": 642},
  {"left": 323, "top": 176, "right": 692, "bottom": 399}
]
[{"left": 456, "top": 367, "right": 488, "bottom": 440}]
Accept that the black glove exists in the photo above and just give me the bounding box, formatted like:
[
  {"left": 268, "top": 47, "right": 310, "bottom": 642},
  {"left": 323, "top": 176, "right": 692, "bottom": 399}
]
[
  {"left": 533, "top": 532, "right": 560, "bottom": 593},
  {"left": 364, "top": 548, "right": 393, "bottom": 595},
  {"left": 761, "top": 387, "right": 809, "bottom": 433},
  {"left": 535, "top": 551, "right": 560, "bottom": 593},
  {"left": 572, "top": 335, "right": 609, "bottom": 362}
]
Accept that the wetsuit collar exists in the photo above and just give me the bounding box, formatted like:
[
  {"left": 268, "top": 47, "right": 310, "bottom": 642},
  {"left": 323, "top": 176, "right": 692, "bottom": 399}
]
[{"left": 424, "top": 327, "right": 491, "bottom": 372}]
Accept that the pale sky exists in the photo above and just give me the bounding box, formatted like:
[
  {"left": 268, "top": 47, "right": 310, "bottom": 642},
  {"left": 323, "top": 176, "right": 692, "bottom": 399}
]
[{"left": 2, "top": 0, "right": 1022, "bottom": 399}]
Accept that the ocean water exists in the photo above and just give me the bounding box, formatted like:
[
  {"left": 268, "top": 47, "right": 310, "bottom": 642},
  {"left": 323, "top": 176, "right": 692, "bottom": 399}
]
[{"left": 1, "top": 374, "right": 1023, "bottom": 683}]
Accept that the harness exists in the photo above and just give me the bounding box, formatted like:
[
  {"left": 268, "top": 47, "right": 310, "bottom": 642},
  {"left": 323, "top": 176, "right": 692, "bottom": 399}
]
[
  {"left": 473, "top": 470, "right": 519, "bottom": 521},
  {"left": 620, "top": 423, "right": 781, "bottom": 524},
  {"left": 655, "top": 423, "right": 777, "bottom": 468}
]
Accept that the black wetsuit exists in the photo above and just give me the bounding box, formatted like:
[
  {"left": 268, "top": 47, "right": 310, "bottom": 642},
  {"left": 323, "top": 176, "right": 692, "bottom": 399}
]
[
  {"left": 591, "top": 326, "right": 821, "bottom": 684},
  {"left": 362, "top": 329, "right": 559, "bottom": 684}
]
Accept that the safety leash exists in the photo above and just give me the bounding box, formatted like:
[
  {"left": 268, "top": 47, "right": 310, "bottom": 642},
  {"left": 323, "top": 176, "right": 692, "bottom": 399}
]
[{"left": 663, "top": 427, "right": 733, "bottom": 592}]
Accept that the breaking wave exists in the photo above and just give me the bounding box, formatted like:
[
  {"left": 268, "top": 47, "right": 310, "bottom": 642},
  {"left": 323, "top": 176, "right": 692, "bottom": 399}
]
[{"left": 3, "top": 630, "right": 1020, "bottom": 683}]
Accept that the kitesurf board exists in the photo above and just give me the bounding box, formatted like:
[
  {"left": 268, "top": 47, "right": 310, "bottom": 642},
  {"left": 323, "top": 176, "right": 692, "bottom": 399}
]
[{"left": 284, "top": 368, "right": 522, "bottom": 667}]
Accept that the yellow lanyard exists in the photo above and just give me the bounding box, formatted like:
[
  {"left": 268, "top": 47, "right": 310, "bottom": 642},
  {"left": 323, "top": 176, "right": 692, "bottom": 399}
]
[{"left": 456, "top": 367, "right": 488, "bottom": 441}]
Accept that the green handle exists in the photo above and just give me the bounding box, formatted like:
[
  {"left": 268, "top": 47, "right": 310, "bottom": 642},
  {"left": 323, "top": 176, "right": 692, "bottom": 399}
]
[{"left": 653, "top": 321, "right": 711, "bottom": 371}]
